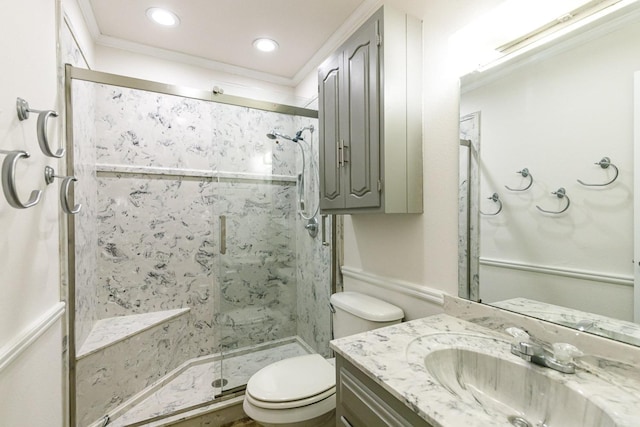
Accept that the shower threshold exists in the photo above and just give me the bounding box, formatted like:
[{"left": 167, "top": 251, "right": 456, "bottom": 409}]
[{"left": 102, "top": 336, "right": 314, "bottom": 427}]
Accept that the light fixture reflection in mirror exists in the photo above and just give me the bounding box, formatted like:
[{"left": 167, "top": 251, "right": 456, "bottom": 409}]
[
  {"left": 457, "top": 1, "right": 640, "bottom": 347},
  {"left": 450, "top": 0, "right": 636, "bottom": 76}
]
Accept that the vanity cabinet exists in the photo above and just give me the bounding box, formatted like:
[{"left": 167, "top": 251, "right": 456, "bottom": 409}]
[
  {"left": 336, "top": 356, "right": 433, "bottom": 427},
  {"left": 318, "top": 6, "right": 423, "bottom": 214}
]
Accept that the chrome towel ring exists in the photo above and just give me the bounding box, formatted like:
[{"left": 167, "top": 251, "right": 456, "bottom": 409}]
[
  {"left": 536, "top": 187, "right": 570, "bottom": 214},
  {"left": 1, "top": 151, "right": 42, "bottom": 209},
  {"left": 481, "top": 193, "right": 502, "bottom": 216},
  {"left": 16, "top": 97, "right": 65, "bottom": 158},
  {"left": 505, "top": 168, "right": 533, "bottom": 191},
  {"left": 577, "top": 157, "right": 618, "bottom": 187},
  {"left": 44, "top": 166, "right": 81, "bottom": 214}
]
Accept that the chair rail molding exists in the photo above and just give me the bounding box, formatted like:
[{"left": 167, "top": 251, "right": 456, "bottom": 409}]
[
  {"left": 0, "top": 302, "right": 66, "bottom": 372},
  {"left": 340, "top": 267, "right": 445, "bottom": 306},
  {"left": 480, "top": 257, "right": 633, "bottom": 287}
]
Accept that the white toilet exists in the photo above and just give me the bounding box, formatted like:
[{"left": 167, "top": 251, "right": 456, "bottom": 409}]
[{"left": 243, "top": 291, "right": 404, "bottom": 427}]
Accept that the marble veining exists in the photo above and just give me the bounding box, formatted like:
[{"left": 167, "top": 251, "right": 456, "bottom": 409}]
[
  {"left": 293, "top": 117, "right": 332, "bottom": 357},
  {"left": 76, "top": 312, "right": 192, "bottom": 426},
  {"left": 106, "top": 338, "right": 312, "bottom": 427},
  {"left": 445, "top": 296, "right": 640, "bottom": 368},
  {"left": 71, "top": 78, "right": 331, "bottom": 425},
  {"left": 331, "top": 312, "right": 640, "bottom": 427},
  {"left": 77, "top": 308, "right": 190, "bottom": 359},
  {"left": 491, "top": 297, "right": 640, "bottom": 347}
]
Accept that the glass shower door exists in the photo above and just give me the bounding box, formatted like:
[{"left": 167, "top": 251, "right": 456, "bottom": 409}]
[
  {"left": 214, "top": 175, "right": 299, "bottom": 394},
  {"left": 211, "top": 105, "right": 302, "bottom": 395},
  {"left": 210, "top": 104, "right": 331, "bottom": 396}
]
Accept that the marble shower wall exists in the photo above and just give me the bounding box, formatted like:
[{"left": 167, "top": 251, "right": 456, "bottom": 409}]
[
  {"left": 292, "top": 116, "right": 332, "bottom": 357},
  {"left": 96, "top": 173, "right": 216, "bottom": 356},
  {"left": 85, "top": 83, "right": 326, "bottom": 358}
]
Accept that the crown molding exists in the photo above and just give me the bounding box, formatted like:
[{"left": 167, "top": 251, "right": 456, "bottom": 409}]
[
  {"left": 75, "top": 0, "right": 382, "bottom": 88},
  {"left": 291, "top": 0, "right": 382, "bottom": 85},
  {"left": 76, "top": 0, "right": 101, "bottom": 39},
  {"left": 95, "top": 34, "right": 297, "bottom": 87}
]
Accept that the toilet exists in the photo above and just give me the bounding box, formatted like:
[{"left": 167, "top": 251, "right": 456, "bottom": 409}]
[{"left": 243, "top": 291, "right": 404, "bottom": 427}]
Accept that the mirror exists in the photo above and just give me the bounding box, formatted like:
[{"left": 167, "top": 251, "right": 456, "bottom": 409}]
[{"left": 459, "top": 1, "right": 640, "bottom": 346}]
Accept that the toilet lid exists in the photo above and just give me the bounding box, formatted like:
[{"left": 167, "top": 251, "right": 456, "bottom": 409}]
[{"left": 246, "top": 354, "right": 335, "bottom": 404}]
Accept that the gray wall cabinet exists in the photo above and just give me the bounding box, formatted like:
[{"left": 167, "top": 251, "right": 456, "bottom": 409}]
[{"left": 318, "top": 6, "right": 423, "bottom": 214}]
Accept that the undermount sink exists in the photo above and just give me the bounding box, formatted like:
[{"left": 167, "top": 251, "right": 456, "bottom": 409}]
[{"left": 406, "top": 333, "right": 639, "bottom": 427}]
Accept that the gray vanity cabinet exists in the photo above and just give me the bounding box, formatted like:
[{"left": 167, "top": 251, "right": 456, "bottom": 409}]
[
  {"left": 318, "top": 6, "right": 423, "bottom": 214},
  {"left": 336, "top": 356, "right": 433, "bottom": 427}
]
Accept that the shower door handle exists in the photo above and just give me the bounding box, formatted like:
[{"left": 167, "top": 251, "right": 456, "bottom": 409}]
[
  {"left": 219, "top": 215, "right": 226, "bottom": 255},
  {"left": 321, "top": 214, "right": 330, "bottom": 246}
]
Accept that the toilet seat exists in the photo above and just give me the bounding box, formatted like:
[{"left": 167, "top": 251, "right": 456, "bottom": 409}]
[
  {"left": 246, "top": 354, "right": 336, "bottom": 409},
  {"left": 246, "top": 386, "right": 336, "bottom": 410}
]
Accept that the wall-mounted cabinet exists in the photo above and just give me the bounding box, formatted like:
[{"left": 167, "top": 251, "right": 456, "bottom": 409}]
[{"left": 318, "top": 6, "right": 423, "bottom": 214}]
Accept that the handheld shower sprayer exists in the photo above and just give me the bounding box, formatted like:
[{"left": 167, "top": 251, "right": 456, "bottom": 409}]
[
  {"left": 265, "top": 125, "right": 319, "bottom": 228},
  {"left": 266, "top": 130, "right": 291, "bottom": 141},
  {"left": 266, "top": 125, "right": 314, "bottom": 143}
]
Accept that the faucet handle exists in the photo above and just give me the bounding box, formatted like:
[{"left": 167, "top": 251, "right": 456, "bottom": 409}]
[
  {"left": 506, "top": 327, "right": 530, "bottom": 344},
  {"left": 551, "top": 343, "right": 583, "bottom": 364},
  {"left": 506, "top": 327, "right": 540, "bottom": 357}
]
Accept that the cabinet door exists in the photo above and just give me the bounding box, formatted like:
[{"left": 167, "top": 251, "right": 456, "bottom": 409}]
[
  {"left": 342, "top": 15, "right": 381, "bottom": 209},
  {"left": 319, "top": 52, "right": 344, "bottom": 210}
]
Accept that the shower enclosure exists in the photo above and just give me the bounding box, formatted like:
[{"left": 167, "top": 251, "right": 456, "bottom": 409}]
[{"left": 65, "top": 66, "right": 333, "bottom": 426}]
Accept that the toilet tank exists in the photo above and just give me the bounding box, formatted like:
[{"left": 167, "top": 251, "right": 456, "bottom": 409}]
[{"left": 330, "top": 292, "right": 404, "bottom": 339}]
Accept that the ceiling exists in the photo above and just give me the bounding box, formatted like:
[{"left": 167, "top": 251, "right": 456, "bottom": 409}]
[{"left": 79, "top": 0, "right": 379, "bottom": 86}]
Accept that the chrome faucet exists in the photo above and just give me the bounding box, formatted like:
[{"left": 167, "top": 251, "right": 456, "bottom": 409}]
[{"left": 506, "top": 327, "right": 583, "bottom": 374}]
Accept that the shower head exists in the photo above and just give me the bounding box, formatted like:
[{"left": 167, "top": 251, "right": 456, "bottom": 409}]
[
  {"left": 267, "top": 130, "right": 296, "bottom": 142},
  {"left": 267, "top": 125, "right": 314, "bottom": 143}
]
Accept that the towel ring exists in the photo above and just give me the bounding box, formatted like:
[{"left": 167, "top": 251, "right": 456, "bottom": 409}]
[
  {"left": 16, "top": 97, "right": 65, "bottom": 158},
  {"left": 577, "top": 157, "right": 618, "bottom": 187},
  {"left": 505, "top": 168, "right": 533, "bottom": 191},
  {"left": 481, "top": 193, "right": 502, "bottom": 216},
  {"left": 536, "top": 188, "right": 570, "bottom": 214},
  {"left": 1, "top": 151, "right": 42, "bottom": 209},
  {"left": 44, "top": 166, "right": 81, "bottom": 214}
]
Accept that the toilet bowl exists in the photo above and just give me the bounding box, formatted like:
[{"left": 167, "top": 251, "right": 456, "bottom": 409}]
[
  {"left": 243, "top": 292, "right": 404, "bottom": 426},
  {"left": 243, "top": 354, "right": 336, "bottom": 427}
]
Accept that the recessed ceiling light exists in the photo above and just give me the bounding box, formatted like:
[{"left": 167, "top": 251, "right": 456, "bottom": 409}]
[
  {"left": 146, "top": 7, "right": 180, "bottom": 27},
  {"left": 253, "top": 38, "right": 279, "bottom": 52}
]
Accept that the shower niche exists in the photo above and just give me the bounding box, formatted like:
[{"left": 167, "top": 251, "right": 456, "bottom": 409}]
[{"left": 66, "top": 66, "right": 332, "bottom": 426}]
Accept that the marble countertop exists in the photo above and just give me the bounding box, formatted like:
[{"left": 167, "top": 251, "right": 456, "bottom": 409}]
[{"left": 330, "top": 314, "right": 640, "bottom": 427}]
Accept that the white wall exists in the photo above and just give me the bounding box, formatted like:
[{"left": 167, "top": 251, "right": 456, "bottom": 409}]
[{"left": 0, "top": 0, "right": 64, "bottom": 425}]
